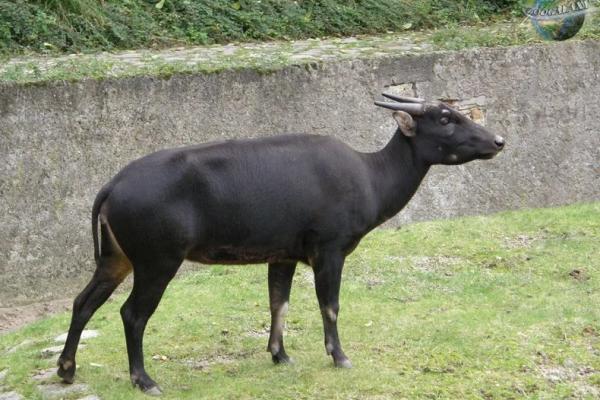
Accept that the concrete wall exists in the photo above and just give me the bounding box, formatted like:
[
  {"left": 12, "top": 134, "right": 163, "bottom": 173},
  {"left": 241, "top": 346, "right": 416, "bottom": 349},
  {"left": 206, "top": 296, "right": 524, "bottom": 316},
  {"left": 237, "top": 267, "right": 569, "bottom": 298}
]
[{"left": 1, "top": 40, "right": 599, "bottom": 306}]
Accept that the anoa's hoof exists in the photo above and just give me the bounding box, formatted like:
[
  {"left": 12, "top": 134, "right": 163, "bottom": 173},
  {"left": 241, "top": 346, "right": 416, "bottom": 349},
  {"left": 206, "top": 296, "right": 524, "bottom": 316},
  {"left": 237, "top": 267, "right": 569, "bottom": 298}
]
[
  {"left": 144, "top": 385, "right": 163, "bottom": 396},
  {"left": 271, "top": 351, "right": 294, "bottom": 365},
  {"left": 56, "top": 359, "right": 76, "bottom": 384},
  {"left": 333, "top": 357, "right": 353, "bottom": 369}
]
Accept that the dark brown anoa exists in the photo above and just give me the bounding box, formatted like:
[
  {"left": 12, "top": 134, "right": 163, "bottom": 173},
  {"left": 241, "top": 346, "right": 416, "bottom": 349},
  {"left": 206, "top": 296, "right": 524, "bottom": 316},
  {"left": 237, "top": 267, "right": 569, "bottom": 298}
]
[{"left": 57, "top": 93, "right": 505, "bottom": 395}]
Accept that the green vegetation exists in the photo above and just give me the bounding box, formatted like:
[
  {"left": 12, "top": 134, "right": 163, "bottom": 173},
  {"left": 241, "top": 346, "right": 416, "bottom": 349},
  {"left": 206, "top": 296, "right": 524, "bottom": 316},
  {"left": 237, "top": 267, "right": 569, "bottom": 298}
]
[
  {"left": 1, "top": 203, "right": 599, "bottom": 399},
  {"left": 0, "top": 0, "right": 523, "bottom": 56},
  {"left": 2, "top": 15, "right": 599, "bottom": 84},
  {"left": 1, "top": 1, "right": 598, "bottom": 84}
]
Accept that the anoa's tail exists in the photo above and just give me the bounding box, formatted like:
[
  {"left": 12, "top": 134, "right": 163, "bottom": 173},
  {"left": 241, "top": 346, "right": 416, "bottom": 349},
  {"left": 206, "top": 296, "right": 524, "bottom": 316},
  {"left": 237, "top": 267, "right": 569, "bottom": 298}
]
[{"left": 91, "top": 183, "right": 113, "bottom": 264}]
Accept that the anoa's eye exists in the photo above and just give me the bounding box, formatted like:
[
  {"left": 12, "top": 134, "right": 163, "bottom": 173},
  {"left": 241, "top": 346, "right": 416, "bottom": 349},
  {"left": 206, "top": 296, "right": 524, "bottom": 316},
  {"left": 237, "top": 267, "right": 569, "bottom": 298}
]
[{"left": 440, "top": 108, "right": 452, "bottom": 125}]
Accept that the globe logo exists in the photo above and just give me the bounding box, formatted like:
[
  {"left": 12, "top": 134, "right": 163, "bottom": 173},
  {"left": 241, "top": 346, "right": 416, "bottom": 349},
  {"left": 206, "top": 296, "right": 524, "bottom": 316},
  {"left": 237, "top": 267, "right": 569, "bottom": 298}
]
[{"left": 524, "top": 0, "right": 591, "bottom": 40}]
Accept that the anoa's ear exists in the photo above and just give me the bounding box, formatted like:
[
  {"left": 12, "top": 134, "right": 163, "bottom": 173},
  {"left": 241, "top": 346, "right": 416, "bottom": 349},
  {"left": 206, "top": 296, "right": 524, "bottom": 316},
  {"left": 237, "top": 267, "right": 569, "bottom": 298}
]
[{"left": 392, "top": 111, "right": 416, "bottom": 137}]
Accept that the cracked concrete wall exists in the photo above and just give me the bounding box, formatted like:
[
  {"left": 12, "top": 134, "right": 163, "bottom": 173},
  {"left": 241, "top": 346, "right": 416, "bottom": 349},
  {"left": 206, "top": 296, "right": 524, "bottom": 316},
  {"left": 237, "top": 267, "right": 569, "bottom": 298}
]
[{"left": 1, "top": 40, "right": 599, "bottom": 306}]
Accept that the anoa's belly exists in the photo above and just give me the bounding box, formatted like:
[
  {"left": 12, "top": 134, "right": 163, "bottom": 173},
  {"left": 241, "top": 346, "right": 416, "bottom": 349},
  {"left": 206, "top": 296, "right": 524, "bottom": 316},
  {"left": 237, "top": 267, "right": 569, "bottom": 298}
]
[{"left": 186, "top": 246, "right": 296, "bottom": 265}]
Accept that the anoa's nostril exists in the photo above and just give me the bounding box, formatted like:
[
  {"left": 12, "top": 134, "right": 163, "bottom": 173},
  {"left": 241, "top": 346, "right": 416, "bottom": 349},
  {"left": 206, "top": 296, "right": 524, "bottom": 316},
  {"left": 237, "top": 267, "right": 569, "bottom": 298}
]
[{"left": 494, "top": 135, "right": 505, "bottom": 148}]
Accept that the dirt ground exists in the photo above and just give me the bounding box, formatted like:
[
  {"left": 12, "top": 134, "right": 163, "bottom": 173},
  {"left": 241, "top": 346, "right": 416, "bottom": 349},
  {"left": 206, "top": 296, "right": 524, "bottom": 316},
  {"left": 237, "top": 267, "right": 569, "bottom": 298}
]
[{"left": 0, "top": 298, "right": 72, "bottom": 334}]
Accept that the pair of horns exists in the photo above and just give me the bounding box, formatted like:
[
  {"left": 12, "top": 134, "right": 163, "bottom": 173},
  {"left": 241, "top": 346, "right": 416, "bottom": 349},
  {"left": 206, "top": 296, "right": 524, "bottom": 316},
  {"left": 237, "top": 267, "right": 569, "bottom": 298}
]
[{"left": 374, "top": 92, "right": 426, "bottom": 115}]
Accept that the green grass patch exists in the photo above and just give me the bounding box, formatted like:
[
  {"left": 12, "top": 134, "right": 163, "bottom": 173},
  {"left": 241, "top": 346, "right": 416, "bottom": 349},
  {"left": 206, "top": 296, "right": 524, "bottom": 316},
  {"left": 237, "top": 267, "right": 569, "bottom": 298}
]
[
  {"left": 1, "top": 202, "right": 599, "bottom": 399},
  {"left": 430, "top": 14, "right": 600, "bottom": 50}
]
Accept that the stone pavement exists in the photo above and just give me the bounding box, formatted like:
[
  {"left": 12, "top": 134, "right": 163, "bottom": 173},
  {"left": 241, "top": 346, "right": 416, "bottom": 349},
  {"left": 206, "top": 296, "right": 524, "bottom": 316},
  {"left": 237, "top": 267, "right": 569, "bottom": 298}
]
[
  {"left": 0, "top": 330, "right": 102, "bottom": 400},
  {"left": 0, "top": 21, "right": 531, "bottom": 83},
  {"left": 1, "top": 32, "right": 432, "bottom": 75}
]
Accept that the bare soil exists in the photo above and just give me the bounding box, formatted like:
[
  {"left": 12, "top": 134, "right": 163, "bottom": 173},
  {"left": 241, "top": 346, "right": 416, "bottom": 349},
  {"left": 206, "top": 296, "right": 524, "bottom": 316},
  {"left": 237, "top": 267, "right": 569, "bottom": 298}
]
[{"left": 0, "top": 299, "right": 72, "bottom": 334}]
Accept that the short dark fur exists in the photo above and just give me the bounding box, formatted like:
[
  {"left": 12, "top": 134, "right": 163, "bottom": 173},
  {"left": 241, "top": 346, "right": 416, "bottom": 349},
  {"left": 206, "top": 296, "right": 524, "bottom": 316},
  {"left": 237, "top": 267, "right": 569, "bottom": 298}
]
[{"left": 58, "top": 101, "right": 504, "bottom": 394}]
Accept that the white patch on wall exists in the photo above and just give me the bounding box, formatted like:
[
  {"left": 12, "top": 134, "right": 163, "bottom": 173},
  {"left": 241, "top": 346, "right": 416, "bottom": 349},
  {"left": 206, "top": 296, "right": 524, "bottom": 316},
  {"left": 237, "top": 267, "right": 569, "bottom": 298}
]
[
  {"left": 439, "top": 96, "right": 487, "bottom": 126},
  {"left": 385, "top": 83, "right": 417, "bottom": 98}
]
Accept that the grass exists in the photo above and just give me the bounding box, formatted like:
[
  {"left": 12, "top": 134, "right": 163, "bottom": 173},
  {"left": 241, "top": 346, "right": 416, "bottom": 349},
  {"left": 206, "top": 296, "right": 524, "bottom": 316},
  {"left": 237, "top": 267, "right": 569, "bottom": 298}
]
[
  {"left": 1, "top": 202, "right": 599, "bottom": 399},
  {"left": 0, "top": 0, "right": 522, "bottom": 56}
]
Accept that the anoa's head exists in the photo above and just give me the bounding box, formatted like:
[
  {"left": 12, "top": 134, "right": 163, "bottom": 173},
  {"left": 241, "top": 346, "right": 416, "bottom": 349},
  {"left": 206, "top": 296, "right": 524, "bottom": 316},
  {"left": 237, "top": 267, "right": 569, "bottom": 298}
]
[{"left": 376, "top": 93, "right": 505, "bottom": 165}]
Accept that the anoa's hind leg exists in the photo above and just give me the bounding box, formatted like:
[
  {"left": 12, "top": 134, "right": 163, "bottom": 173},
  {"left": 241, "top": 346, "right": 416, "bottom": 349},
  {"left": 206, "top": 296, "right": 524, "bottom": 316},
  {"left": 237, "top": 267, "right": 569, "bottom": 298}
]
[
  {"left": 120, "top": 258, "right": 181, "bottom": 395},
  {"left": 57, "top": 223, "right": 132, "bottom": 383}
]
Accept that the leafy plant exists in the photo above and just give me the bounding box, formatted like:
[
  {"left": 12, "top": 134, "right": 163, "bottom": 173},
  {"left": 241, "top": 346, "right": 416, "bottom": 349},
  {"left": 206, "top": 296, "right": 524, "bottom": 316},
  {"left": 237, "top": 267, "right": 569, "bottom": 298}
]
[{"left": 0, "top": 0, "right": 523, "bottom": 56}]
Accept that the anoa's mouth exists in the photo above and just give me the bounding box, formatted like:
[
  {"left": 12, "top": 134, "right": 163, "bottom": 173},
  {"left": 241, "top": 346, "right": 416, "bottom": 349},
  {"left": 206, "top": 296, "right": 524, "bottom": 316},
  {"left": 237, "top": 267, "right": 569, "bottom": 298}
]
[{"left": 478, "top": 152, "right": 498, "bottom": 160}]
